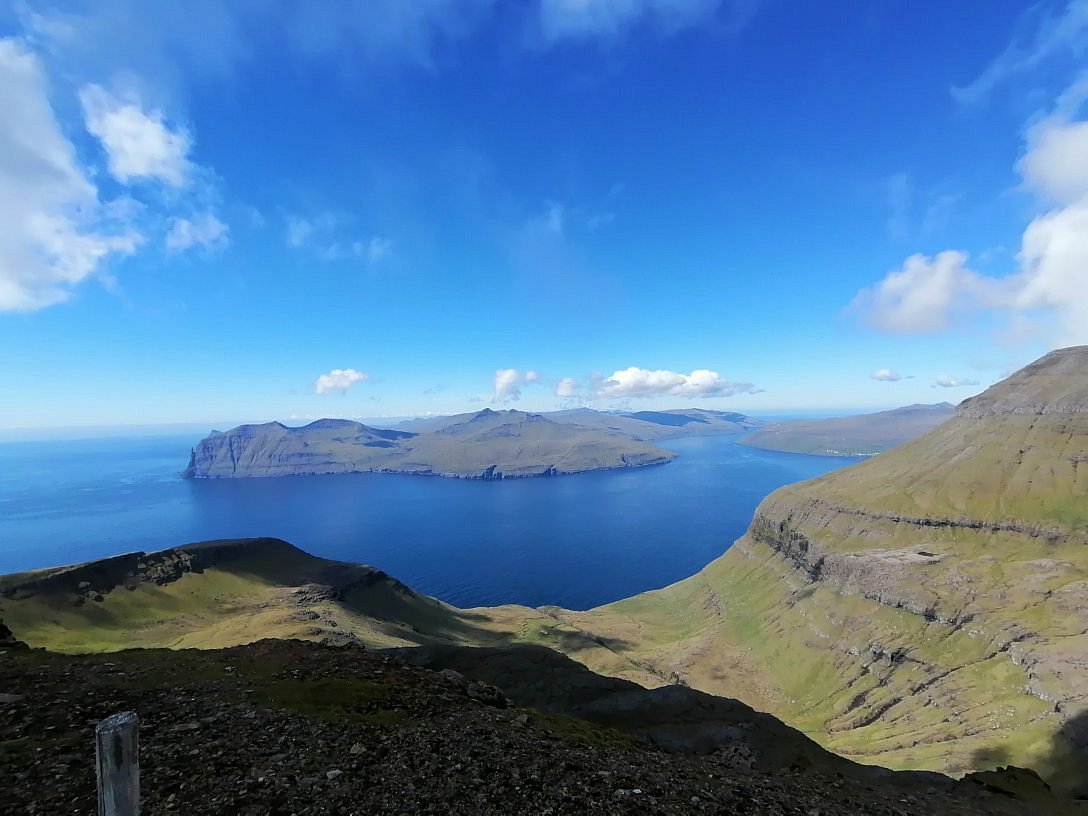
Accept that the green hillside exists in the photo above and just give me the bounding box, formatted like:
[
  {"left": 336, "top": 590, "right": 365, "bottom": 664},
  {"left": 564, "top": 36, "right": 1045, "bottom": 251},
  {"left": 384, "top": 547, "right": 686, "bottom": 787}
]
[{"left": 552, "top": 346, "right": 1088, "bottom": 794}]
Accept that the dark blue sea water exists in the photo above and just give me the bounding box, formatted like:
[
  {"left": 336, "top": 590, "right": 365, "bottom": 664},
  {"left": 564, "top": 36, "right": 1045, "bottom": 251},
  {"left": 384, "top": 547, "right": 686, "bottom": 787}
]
[{"left": 0, "top": 434, "right": 858, "bottom": 610}]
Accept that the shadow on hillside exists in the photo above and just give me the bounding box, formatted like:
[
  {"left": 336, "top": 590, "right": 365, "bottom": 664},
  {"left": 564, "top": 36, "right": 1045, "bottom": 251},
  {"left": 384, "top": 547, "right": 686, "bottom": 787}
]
[
  {"left": 367, "top": 601, "right": 639, "bottom": 656},
  {"left": 971, "top": 709, "right": 1088, "bottom": 801}
]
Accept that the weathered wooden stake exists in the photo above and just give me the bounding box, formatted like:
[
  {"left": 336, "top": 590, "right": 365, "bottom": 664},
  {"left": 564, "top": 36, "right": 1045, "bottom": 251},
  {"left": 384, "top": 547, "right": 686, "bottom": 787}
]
[{"left": 95, "top": 711, "right": 139, "bottom": 816}]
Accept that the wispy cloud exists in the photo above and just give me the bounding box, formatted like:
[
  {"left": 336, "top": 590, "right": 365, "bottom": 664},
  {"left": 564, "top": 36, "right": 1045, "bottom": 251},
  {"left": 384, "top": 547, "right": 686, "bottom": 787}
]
[
  {"left": 493, "top": 368, "right": 542, "bottom": 403},
  {"left": 953, "top": 0, "right": 1088, "bottom": 104},
  {"left": 365, "top": 236, "right": 393, "bottom": 263},
  {"left": 538, "top": 0, "right": 762, "bottom": 41},
  {"left": 870, "top": 369, "right": 903, "bottom": 382},
  {"left": 314, "top": 368, "right": 368, "bottom": 395},
  {"left": 885, "top": 171, "right": 962, "bottom": 240},
  {"left": 166, "top": 213, "right": 228, "bottom": 252},
  {"left": 286, "top": 216, "right": 316, "bottom": 248},
  {"left": 934, "top": 374, "right": 979, "bottom": 388},
  {"left": 286, "top": 213, "right": 391, "bottom": 265}
]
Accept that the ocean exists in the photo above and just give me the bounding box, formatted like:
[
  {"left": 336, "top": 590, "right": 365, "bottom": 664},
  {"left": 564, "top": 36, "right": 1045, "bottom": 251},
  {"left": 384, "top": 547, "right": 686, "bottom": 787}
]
[{"left": 0, "top": 433, "right": 857, "bottom": 610}]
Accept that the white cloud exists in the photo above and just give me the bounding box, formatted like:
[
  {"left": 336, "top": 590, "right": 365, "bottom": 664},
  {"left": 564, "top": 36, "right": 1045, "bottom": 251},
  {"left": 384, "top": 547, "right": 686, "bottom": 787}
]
[
  {"left": 851, "top": 251, "right": 1003, "bottom": 334},
  {"left": 870, "top": 369, "right": 902, "bottom": 382},
  {"left": 538, "top": 0, "right": 748, "bottom": 40},
  {"left": 165, "top": 212, "right": 228, "bottom": 251},
  {"left": 492, "top": 368, "right": 544, "bottom": 403},
  {"left": 1015, "top": 198, "right": 1088, "bottom": 341},
  {"left": 1019, "top": 113, "right": 1088, "bottom": 206},
  {"left": 79, "top": 84, "right": 192, "bottom": 187},
  {"left": 934, "top": 375, "right": 979, "bottom": 388},
  {"left": 856, "top": 76, "right": 1088, "bottom": 347},
  {"left": 0, "top": 38, "right": 141, "bottom": 312},
  {"left": 555, "top": 376, "right": 580, "bottom": 397},
  {"left": 314, "top": 368, "right": 368, "bottom": 395},
  {"left": 597, "top": 367, "right": 757, "bottom": 399}
]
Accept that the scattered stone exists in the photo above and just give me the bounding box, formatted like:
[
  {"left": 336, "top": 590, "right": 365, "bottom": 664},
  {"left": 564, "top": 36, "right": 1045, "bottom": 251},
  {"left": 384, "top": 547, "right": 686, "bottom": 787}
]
[
  {"left": 438, "top": 668, "right": 465, "bottom": 686},
  {"left": 466, "top": 681, "right": 507, "bottom": 708},
  {"left": 349, "top": 742, "right": 365, "bottom": 755},
  {"left": 326, "top": 769, "right": 343, "bottom": 781}
]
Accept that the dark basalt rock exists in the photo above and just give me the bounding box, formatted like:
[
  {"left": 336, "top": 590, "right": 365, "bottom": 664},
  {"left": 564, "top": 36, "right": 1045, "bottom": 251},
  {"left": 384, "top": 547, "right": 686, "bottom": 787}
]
[{"left": 0, "top": 620, "right": 27, "bottom": 650}]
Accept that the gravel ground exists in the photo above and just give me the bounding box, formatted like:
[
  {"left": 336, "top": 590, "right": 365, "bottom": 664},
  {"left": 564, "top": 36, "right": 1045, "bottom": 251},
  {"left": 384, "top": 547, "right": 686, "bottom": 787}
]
[{"left": 0, "top": 639, "right": 1052, "bottom": 815}]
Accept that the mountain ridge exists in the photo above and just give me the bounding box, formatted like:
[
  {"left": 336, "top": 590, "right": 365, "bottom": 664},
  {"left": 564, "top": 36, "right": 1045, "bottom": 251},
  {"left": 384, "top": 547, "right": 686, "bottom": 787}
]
[{"left": 738, "top": 402, "right": 956, "bottom": 456}]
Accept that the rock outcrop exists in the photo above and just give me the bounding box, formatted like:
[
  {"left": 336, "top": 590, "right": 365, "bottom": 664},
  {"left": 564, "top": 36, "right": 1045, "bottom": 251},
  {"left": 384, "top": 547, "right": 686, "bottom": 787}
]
[{"left": 0, "top": 619, "right": 26, "bottom": 650}]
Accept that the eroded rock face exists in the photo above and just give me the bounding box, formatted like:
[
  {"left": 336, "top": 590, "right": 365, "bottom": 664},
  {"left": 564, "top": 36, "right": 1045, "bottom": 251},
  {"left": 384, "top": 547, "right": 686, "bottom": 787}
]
[{"left": 0, "top": 620, "right": 26, "bottom": 649}]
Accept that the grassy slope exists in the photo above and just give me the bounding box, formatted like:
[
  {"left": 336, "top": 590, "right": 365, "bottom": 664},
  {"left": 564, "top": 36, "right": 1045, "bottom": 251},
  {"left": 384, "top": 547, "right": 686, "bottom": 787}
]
[
  {"left": 553, "top": 408, "right": 1088, "bottom": 793},
  {"left": 0, "top": 539, "right": 660, "bottom": 688}
]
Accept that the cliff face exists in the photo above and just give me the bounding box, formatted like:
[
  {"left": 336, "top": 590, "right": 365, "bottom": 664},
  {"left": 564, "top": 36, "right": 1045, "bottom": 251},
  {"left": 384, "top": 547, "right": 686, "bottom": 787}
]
[
  {"left": 556, "top": 347, "right": 1088, "bottom": 793},
  {"left": 183, "top": 420, "right": 418, "bottom": 478},
  {"left": 184, "top": 411, "right": 675, "bottom": 479}
]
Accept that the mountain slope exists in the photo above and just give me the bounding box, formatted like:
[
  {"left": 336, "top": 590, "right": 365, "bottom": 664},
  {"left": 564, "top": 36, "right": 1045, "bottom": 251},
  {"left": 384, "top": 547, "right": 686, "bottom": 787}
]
[
  {"left": 0, "top": 540, "right": 1062, "bottom": 813},
  {"left": 738, "top": 403, "right": 955, "bottom": 456},
  {"left": 184, "top": 410, "right": 675, "bottom": 479},
  {"left": 4, "top": 640, "right": 1051, "bottom": 815},
  {"left": 552, "top": 347, "right": 1088, "bottom": 793}
]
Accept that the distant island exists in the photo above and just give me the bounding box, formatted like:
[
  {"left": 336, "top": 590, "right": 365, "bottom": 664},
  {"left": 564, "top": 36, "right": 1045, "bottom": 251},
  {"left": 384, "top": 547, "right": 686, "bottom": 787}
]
[
  {"left": 737, "top": 402, "right": 954, "bottom": 456},
  {"left": 184, "top": 407, "right": 764, "bottom": 479}
]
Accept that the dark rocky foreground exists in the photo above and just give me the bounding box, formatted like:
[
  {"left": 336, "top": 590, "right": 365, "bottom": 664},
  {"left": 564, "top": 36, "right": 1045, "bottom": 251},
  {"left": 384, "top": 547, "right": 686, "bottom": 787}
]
[{"left": 0, "top": 639, "right": 1062, "bottom": 815}]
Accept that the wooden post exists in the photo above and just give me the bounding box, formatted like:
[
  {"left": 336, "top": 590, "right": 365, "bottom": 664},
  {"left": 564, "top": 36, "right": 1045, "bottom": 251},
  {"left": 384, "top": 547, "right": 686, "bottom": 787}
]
[{"left": 95, "top": 711, "right": 139, "bottom": 816}]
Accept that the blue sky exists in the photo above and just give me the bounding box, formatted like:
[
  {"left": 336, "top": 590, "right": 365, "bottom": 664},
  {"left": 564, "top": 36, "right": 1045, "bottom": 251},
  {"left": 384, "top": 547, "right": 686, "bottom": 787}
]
[{"left": 1, "top": 0, "right": 1086, "bottom": 429}]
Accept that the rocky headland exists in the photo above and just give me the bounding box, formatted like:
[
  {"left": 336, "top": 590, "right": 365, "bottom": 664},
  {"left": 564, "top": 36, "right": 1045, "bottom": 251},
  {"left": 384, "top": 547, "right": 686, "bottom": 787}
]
[{"left": 183, "top": 410, "right": 679, "bottom": 480}]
